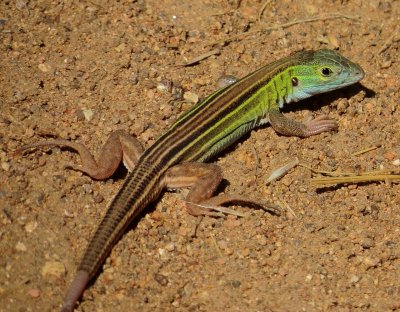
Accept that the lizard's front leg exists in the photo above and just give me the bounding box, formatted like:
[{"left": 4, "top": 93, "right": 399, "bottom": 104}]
[
  {"left": 15, "top": 130, "right": 144, "bottom": 180},
  {"left": 163, "top": 163, "right": 280, "bottom": 217},
  {"left": 268, "top": 108, "right": 338, "bottom": 137}
]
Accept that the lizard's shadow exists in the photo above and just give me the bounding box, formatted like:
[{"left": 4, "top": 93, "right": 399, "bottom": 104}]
[{"left": 282, "top": 83, "right": 373, "bottom": 114}]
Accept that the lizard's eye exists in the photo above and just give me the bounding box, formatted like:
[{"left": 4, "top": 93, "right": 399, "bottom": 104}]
[
  {"left": 321, "top": 67, "right": 333, "bottom": 77},
  {"left": 291, "top": 77, "right": 299, "bottom": 87}
]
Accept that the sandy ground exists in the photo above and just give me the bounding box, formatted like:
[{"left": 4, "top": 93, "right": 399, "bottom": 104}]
[{"left": 1, "top": 0, "right": 399, "bottom": 311}]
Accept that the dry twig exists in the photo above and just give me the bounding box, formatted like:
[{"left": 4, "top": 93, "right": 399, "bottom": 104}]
[
  {"left": 258, "top": 0, "right": 272, "bottom": 23},
  {"left": 174, "top": 48, "right": 221, "bottom": 67},
  {"left": 208, "top": 13, "right": 360, "bottom": 46},
  {"left": 351, "top": 144, "right": 381, "bottom": 156}
]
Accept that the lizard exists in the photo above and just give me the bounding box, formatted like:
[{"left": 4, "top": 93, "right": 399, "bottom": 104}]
[{"left": 16, "top": 49, "right": 364, "bottom": 311}]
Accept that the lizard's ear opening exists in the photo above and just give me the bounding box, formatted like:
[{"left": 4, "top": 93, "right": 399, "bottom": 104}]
[{"left": 291, "top": 77, "right": 299, "bottom": 87}]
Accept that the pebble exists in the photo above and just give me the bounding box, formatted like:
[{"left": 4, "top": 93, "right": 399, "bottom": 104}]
[
  {"left": 75, "top": 109, "right": 85, "bottom": 121},
  {"left": 38, "top": 63, "right": 52, "bottom": 73},
  {"left": 41, "top": 261, "right": 66, "bottom": 278},
  {"left": 82, "top": 109, "right": 94, "bottom": 121},
  {"left": 363, "top": 257, "right": 380, "bottom": 269},
  {"left": 82, "top": 184, "right": 93, "bottom": 194},
  {"left": 165, "top": 243, "right": 175, "bottom": 252},
  {"left": 217, "top": 240, "right": 228, "bottom": 250},
  {"left": 183, "top": 91, "right": 199, "bottom": 104},
  {"left": 231, "top": 280, "right": 241, "bottom": 288},
  {"left": 28, "top": 288, "right": 40, "bottom": 298},
  {"left": 350, "top": 275, "right": 361, "bottom": 284},
  {"left": 129, "top": 72, "right": 139, "bottom": 85},
  {"left": 392, "top": 159, "right": 400, "bottom": 166},
  {"left": 380, "top": 60, "right": 392, "bottom": 69},
  {"left": 158, "top": 248, "right": 169, "bottom": 260},
  {"left": 1, "top": 162, "right": 10, "bottom": 171},
  {"left": 154, "top": 273, "right": 169, "bottom": 286},
  {"left": 112, "top": 115, "right": 120, "bottom": 124},
  {"left": 157, "top": 79, "right": 173, "bottom": 93},
  {"left": 256, "top": 234, "right": 268, "bottom": 246},
  {"left": 224, "top": 217, "right": 241, "bottom": 228},
  {"left": 385, "top": 151, "right": 396, "bottom": 161},
  {"left": 24, "top": 221, "right": 38, "bottom": 233},
  {"left": 15, "top": 241, "right": 27, "bottom": 252},
  {"left": 93, "top": 193, "right": 104, "bottom": 203},
  {"left": 114, "top": 43, "right": 126, "bottom": 52}
]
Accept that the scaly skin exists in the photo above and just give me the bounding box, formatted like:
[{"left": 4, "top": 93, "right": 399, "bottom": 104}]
[{"left": 17, "top": 49, "right": 364, "bottom": 311}]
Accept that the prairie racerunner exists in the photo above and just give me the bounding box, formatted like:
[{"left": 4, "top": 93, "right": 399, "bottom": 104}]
[{"left": 17, "top": 49, "right": 364, "bottom": 311}]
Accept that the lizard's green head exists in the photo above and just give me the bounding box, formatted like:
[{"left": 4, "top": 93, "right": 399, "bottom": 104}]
[{"left": 288, "top": 49, "right": 364, "bottom": 103}]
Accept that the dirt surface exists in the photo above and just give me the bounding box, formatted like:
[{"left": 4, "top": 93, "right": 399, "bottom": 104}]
[{"left": 1, "top": 0, "right": 399, "bottom": 311}]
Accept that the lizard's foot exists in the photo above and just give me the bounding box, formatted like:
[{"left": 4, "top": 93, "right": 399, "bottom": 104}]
[
  {"left": 302, "top": 115, "right": 338, "bottom": 137},
  {"left": 186, "top": 194, "right": 281, "bottom": 217}
]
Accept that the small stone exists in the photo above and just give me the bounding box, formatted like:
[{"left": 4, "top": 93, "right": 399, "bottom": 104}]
[
  {"left": 38, "top": 63, "right": 52, "bottom": 73},
  {"left": 363, "top": 257, "right": 380, "bottom": 269},
  {"left": 224, "top": 216, "right": 241, "bottom": 229},
  {"left": 76, "top": 109, "right": 85, "bottom": 121},
  {"left": 305, "top": 4, "right": 318, "bottom": 14},
  {"left": 177, "top": 226, "right": 189, "bottom": 237},
  {"left": 15, "top": 241, "right": 27, "bottom": 252},
  {"left": 82, "top": 109, "right": 94, "bottom": 121},
  {"left": 165, "top": 243, "right": 175, "bottom": 252},
  {"left": 112, "top": 115, "right": 120, "bottom": 124},
  {"left": 41, "top": 261, "right": 66, "bottom": 278},
  {"left": 93, "top": 193, "right": 104, "bottom": 203},
  {"left": 385, "top": 240, "right": 396, "bottom": 248},
  {"left": 217, "top": 240, "right": 228, "bottom": 250},
  {"left": 154, "top": 273, "right": 169, "bottom": 286},
  {"left": 256, "top": 235, "right": 268, "bottom": 246},
  {"left": 183, "top": 91, "right": 199, "bottom": 104},
  {"left": 28, "top": 288, "right": 40, "bottom": 298},
  {"left": 25, "top": 221, "right": 38, "bottom": 233},
  {"left": 199, "top": 290, "right": 210, "bottom": 299},
  {"left": 1, "top": 162, "right": 10, "bottom": 171},
  {"left": 82, "top": 184, "right": 93, "bottom": 194},
  {"left": 240, "top": 248, "right": 250, "bottom": 257},
  {"left": 231, "top": 280, "right": 241, "bottom": 288},
  {"left": 115, "top": 292, "right": 125, "bottom": 301},
  {"left": 35, "top": 193, "right": 45, "bottom": 206},
  {"left": 158, "top": 248, "right": 168, "bottom": 260},
  {"left": 360, "top": 238, "right": 374, "bottom": 249},
  {"left": 350, "top": 275, "right": 361, "bottom": 283},
  {"left": 392, "top": 159, "right": 400, "bottom": 166},
  {"left": 327, "top": 35, "right": 339, "bottom": 49},
  {"left": 384, "top": 151, "right": 396, "bottom": 161},
  {"left": 114, "top": 43, "right": 126, "bottom": 52},
  {"left": 129, "top": 72, "right": 139, "bottom": 85},
  {"left": 380, "top": 60, "right": 392, "bottom": 69},
  {"left": 171, "top": 86, "right": 184, "bottom": 100},
  {"left": 157, "top": 80, "right": 173, "bottom": 93}
]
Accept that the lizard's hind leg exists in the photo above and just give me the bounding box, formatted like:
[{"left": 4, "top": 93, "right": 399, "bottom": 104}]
[
  {"left": 15, "top": 130, "right": 144, "bottom": 180},
  {"left": 163, "top": 162, "right": 281, "bottom": 217}
]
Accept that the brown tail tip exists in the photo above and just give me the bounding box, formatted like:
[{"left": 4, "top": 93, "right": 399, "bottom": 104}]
[{"left": 61, "top": 270, "right": 90, "bottom": 312}]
